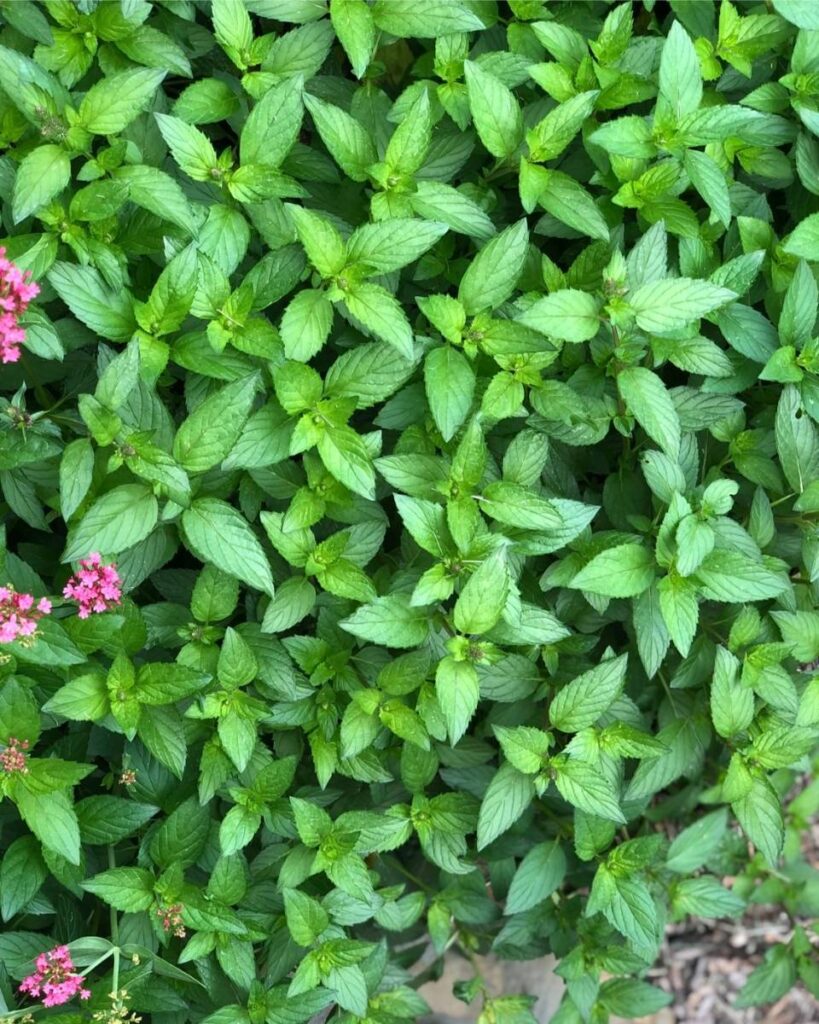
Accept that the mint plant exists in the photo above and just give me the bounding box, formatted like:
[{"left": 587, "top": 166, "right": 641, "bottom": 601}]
[{"left": 1, "top": 1, "right": 819, "bottom": 1022}]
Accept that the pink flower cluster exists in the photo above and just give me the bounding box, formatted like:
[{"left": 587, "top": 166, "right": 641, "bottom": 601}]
[
  {"left": 63, "top": 553, "right": 122, "bottom": 618},
  {"left": 19, "top": 945, "right": 91, "bottom": 1007},
  {"left": 0, "top": 246, "right": 39, "bottom": 364},
  {"left": 0, "top": 736, "right": 30, "bottom": 775},
  {"left": 0, "top": 586, "right": 51, "bottom": 644},
  {"left": 156, "top": 902, "right": 186, "bottom": 938}
]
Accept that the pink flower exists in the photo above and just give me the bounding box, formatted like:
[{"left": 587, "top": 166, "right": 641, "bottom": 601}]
[
  {"left": 0, "top": 585, "right": 51, "bottom": 644},
  {"left": 0, "top": 248, "right": 39, "bottom": 364},
  {"left": 156, "top": 902, "right": 186, "bottom": 938},
  {"left": 63, "top": 552, "right": 122, "bottom": 618},
  {"left": 19, "top": 945, "right": 91, "bottom": 1008},
  {"left": 0, "top": 737, "right": 30, "bottom": 775}
]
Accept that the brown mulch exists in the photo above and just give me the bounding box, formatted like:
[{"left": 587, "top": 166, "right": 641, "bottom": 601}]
[
  {"left": 637, "top": 817, "right": 819, "bottom": 1024},
  {"left": 637, "top": 916, "right": 819, "bottom": 1024}
]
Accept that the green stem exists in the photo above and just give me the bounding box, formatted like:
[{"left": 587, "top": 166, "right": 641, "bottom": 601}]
[
  {"left": 111, "top": 946, "right": 121, "bottom": 997},
  {"left": 107, "top": 845, "right": 121, "bottom": 995}
]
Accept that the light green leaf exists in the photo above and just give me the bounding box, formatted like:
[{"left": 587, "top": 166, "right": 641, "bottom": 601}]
[
  {"left": 476, "top": 763, "right": 535, "bottom": 849},
  {"left": 182, "top": 498, "right": 274, "bottom": 596},
  {"left": 330, "top": 0, "right": 376, "bottom": 78},
  {"left": 618, "top": 366, "right": 681, "bottom": 459},
  {"left": 630, "top": 278, "right": 736, "bottom": 334},
  {"left": 549, "top": 654, "right": 628, "bottom": 732},
  {"left": 316, "top": 423, "right": 377, "bottom": 499},
  {"left": 304, "top": 93, "right": 376, "bottom": 181},
  {"left": 516, "top": 289, "right": 600, "bottom": 342},
  {"left": 658, "top": 21, "right": 702, "bottom": 120},
  {"left": 436, "top": 656, "right": 480, "bottom": 745},
  {"left": 173, "top": 375, "right": 259, "bottom": 474},
  {"left": 79, "top": 68, "right": 165, "bottom": 133},
  {"left": 457, "top": 219, "right": 529, "bottom": 314},
  {"left": 240, "top": 79, "right": 303, "bottom": 167},
  {"left": 63, "top": 484, "right": 158, "bottom": 561},
  {"left": 340, "top": 594, "right": 430, "bottom": 648},
  {"left": 343, "top": 282, "right": 414, "bottom": 358},
  {"left": 12, "top": 144, "right": 70, "bottom": 223},
  {"left": 463, "top": 60, "right": 523, "bottom": 159},
  {"left": 424, "top": 346, "right": 475, "bottom": 441},
  {"left": 570, "top": 543, "right": 655, "bottom": 597}
]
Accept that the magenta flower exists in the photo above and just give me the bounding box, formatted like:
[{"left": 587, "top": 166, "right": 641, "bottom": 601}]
[
  {"left": 19, "top": 945, "right": 91, "bottom": 1007},
  {"left": 63, "top": 552, "right": 122, "bottom": 618},
  {"left": 0, "top": 585, "right": 51, "bottom": 644},
  {"left": 0, "top": 247, "right": 40, "bottom": 364}
]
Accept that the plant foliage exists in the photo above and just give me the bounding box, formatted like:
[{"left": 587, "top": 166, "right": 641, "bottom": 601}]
[{"left": 1, "top": 1, "right": 819, "bottom": 1022}]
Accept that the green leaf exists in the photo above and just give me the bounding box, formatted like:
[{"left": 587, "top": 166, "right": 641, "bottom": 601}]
[
  {"left": 732, "top": 775, "right": 784, "bottom": 866},
  {"left": 76, "top": 796, "right": 158, "bottom": 845},
  {"left": 658, "top": 21, "right": 702, "bottom": 120},
  {"left": 684, "top": 150, "right": 731, "bottom": 228},
  {"left": 463, "top": 60, "right": 523, "bottom": 159},
  {"left": 82, "top": 867, "right": 155, "bottom": 912},
  {"left": 549, "top": 654, "right": 628, "bottom": 732},
  {"left": 385, "top": 90, "right": 432, "bottom": 176},
  {"left": 695, "top": 550, "right": 788, "bottom": 602},
  {"left": 346, "top": 218, "right": 448, "bottom": 275},
  {"left": 537, "top": 169, "right": 610, "bottom": 240},
  {"left": 424, "top": 346, "right": 475, "bottom": 441},
  {"left": 316, "top": 423, "right": 377, "bottom": 499},
  {"left": 63, "top": 484, "right": 158, "bottom": 561},
  {"left": 480, "top": 481, "right": 562, "bottom": 530},
  {"left": 174, "top": 78, "right": 239, "bottom": 124},
  {"left": 240, "top": 79, "right": 303, "bottom": 167},
  {"left": 435, "top": 656, "right": 480, "bottom": 745},
  {"left": 1, "top": 837, "right": 47, "bottom": 921},
  {"left": 48, "top": 262, "right": 135, "bottom": 341},
  {"left": 212, "top": 0, "right": 254, "bottom": 57},
  {"left": 43, "top": 673, "right": 109, "bottom": 720},
  {"left": 552, "top": 759, "right": 625, "bottom": 823},
  {"left": 330, "top": 0, "right": 376, "bottom": 78},
  {"left": 12, "top": 144, "right": 70, "bottom": 223},
  {"left": 155, "top": 113, "right": 219, "bottom": 181},
  {"left": 666, "top": 808, "right": 729, "bottom": 873},
  {"left": 342, "top": 282, "right": 413, "bottom": 359},
  {"left": 505, "top": 839, "right": 566, "bottom": 914},
  {"left": 59, "top": 437, "right": 94, "bottom": 522},
  {"left": 570, "top": 543, "right": 655, "bottom": 597},
  {"left": 281, "top": 289, "right": 334, "bottom": 362},
  {"left": 15, "top": 789, "right": 81, "bottom": 865},
  {"left": 454, "top": 548, "right": 509, "bottom": 635},
  {"left": 672, "top": 876, "right": 745, "bottom": 919},
  {"left": 775, "top": 384, "right": 819, "bottom": 493},
  {"left": 630, "top": 278, "right": 736, "bottom": 334},
  {"left": 458, "top": 219, "right": 529, "bottom": 315},
  {"left": 772, "top": 0, "right": 819, "bottom": 27},
  {"left": 303, "top": 93, "right": 376, "bottom": 182},
  {"left": 600, "top": 978, "right": 672, "bottom": 1018},
  {"left": 476, "top": 762, "right": 535, "bottom": 849},
  {"left": 657, "top": 575, "right": 698, "bottom": 656},
  {"left": 182, "top": 498, "right": 274, "bottom": 596},
  {"left": 618, "top": 366, "right": 681, "bottom": 459},
  {"left": 735, "top": 945, "right": 797, "bottom": 1007},
  {"left": 711, "top": 646, "right": 754, "bottom": 738},
  {"left": 528, "top": 90, "right": 598, "bottom": 162},
  {"left": 340, "top": 595, "right": 430, "bottom": 648},
  {"left": 174, "top": 375, "right": 258, "bottom": 474},
  {"left": 371, "top": 0, "right": 484, "bottom": 37},
  {"left": 138, "top": 705, "right": 187, "bottom": 778},
  {"left": 79, "top": 68, "right": 165, "bottom": 133},
  {"left": 516, "top": 289, "right": 600, "bottom": 342}
]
